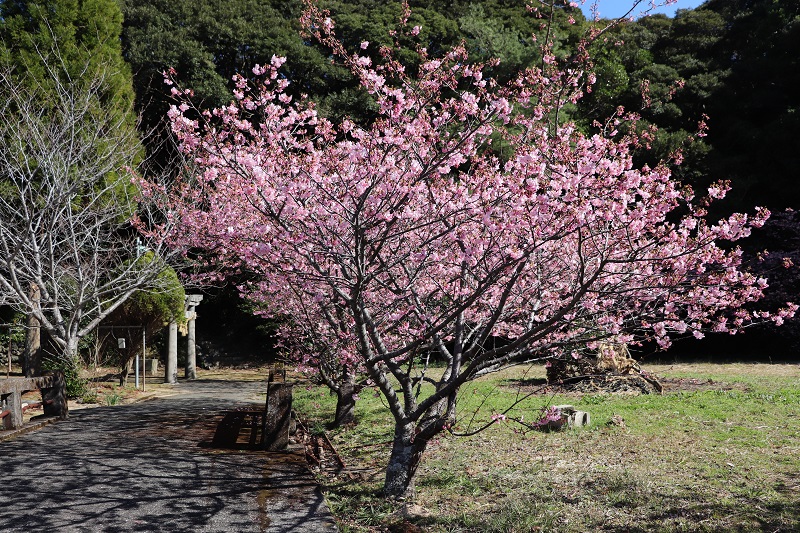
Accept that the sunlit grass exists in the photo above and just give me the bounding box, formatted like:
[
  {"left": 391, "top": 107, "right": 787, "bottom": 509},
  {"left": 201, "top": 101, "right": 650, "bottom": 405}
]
[{"left": 294, "top": 362, "right": 800, "bottom": 532}]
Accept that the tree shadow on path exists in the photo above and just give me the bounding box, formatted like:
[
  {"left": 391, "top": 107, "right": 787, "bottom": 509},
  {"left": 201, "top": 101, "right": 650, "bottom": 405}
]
[{"left": 0, "top": 396, "right": 337, "bottom": 532}]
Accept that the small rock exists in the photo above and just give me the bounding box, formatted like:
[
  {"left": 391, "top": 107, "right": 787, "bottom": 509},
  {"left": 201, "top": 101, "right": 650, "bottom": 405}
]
[
  {"left": 392, "top": 503, "right": 431, "bottom": 520},
  {"left": 607, "top": 414, "right": 626, "bottom": 429}
]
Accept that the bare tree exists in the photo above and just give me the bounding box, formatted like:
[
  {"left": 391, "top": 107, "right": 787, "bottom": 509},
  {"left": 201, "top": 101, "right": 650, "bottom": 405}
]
[{"left": 0, "top": 53, "right": 183, "bottom": 368}]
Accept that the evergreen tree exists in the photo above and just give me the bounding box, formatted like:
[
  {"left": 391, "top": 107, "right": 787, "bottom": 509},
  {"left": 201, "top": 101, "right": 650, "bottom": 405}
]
[
  {"left": 701, "top": 0, "right": 800, "bottom": 211},
  {"left": 0, "top": 1, "right": 184, "bottom": 380},
  {"left": 121, "top": 0, "right": 347, "bottom": 159},
  {"left": 0, "top": 0, "right": 138, "bottom": 142},
  {"left": 0, "top": 0, "right": 142, "bottom": 209}
]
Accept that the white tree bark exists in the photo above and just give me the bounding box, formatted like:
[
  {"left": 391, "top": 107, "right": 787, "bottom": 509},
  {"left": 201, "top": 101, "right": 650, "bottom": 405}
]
[{"left": 0, "top": 51, "right": 185, "bottom": 364}]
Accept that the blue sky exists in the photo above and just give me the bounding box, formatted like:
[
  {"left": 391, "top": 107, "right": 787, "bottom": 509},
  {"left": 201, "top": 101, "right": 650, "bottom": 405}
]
[{"left": 578, "top": 0, "right": 706, "bottom": 20}]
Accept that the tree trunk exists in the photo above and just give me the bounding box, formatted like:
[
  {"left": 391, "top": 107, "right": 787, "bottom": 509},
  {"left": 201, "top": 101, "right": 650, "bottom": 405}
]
[
  {"left": 119, "top": 357, "right": 133, "bottom": 387},
  {"left": 546, "top": 343, "right": 635, "bottom": 383},
  {"left": 64, "top": 335, "right": 80, "bottom": 362},
  {"left": 22, "top": 283, "right": 42, "bottom": 377},
  {"left": 23, "top": 316, "right": 42, "bottom": 377},
  {"left": 332, "top": 371, "right": 357, "bottom": 427},
  {"left": 383, "top": 422, "right": 428, "bottom": 500}
]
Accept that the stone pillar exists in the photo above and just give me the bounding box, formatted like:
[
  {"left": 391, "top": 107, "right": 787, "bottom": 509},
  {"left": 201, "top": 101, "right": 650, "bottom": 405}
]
[
  {"left": 165, "top": 320, "right": 178, "bottom": 384},
  {"left": 184, "top": 294, "right": 203, "bottom": 380},
  {"left": 186, "top": 316, "right": 197, "bottom": 379},
  {"left": 2, "top": 392, "right": 23, "bottom": 430}
]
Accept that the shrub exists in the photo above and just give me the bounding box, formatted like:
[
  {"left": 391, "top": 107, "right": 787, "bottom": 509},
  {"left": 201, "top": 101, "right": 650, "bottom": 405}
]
[{"left": 42, "top": 356, "right": 88, "bottom": 399}]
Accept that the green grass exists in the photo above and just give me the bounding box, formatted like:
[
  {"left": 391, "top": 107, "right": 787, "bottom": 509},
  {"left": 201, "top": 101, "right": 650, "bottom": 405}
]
[
  {"left": 294, "top": 362, "right": 800, "bottom": 532},
  {"left": 104, "top": 390, "right": 123, "bottom": 406}
]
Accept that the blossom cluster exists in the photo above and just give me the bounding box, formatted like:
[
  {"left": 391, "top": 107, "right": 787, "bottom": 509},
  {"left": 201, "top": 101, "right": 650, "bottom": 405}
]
[{"left": 143, "top": 0, "right": 794, "bottom": 426}]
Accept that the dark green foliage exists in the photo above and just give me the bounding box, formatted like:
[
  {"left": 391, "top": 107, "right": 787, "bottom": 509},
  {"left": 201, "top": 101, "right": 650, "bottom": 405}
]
[
  {"left": 198, "top": 285, "right": 280, "bottom": 362},
  {"left": 42, "top": 356, "right": 87, "bottom": 399},
  {"left": 699, "top": 0, "right": 800, "bottom": 211},
  {"left": 102, "top": 257, "right": 185, "bottom": 377},
  {"left": 120, "top": 0, "right": 589, "bottom": 140},
  {"left": 0, "top": 0, "right": 142, "bottom": 215},
  {"left": 0, "top": 309, "right": 24, "bottom": 367},
  {"left": 123, "top": 256, "right": 186, "bottom": 324},
  {"left": 739, "top": 210, "right": 800, "bottom": 354},
  {"left": 578, "top": 1, "right": 800, "bottom": 214},
  {"left": 121, "top": 0, "right": 349, "bottom": 161},
  {"left": 457, "top": 3, "right": 536, "bottom": 80},
  {"left": 0, "top": 0, "right": 138, "bottom": 142}
]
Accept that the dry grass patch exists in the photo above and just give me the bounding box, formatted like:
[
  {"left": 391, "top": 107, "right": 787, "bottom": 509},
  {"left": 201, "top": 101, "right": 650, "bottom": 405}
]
[{"left": 297, "top": 362, "right": 800, "bottom": 532}]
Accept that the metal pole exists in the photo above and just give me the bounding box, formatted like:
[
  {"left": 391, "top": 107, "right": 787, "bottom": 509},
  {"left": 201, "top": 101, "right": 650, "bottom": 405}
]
[
  {"left": 142, "top": 328, "right": 146, "bottom": 392},
  {"left": 134, "top": 338, "right": 140, "bottom": 390}
]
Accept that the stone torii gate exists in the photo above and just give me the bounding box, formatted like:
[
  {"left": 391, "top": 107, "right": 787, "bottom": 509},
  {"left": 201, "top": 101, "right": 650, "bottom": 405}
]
[
  {"left": 184, "top": 294, "right": 203, "bottom": 380},
  {"left": 164, "top": 294, "right": 203, "bottom": 384}
]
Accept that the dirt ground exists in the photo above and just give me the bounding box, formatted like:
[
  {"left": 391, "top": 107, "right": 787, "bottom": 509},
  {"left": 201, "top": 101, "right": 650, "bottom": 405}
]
[
  {"left": 3, "top": 365, "right": 278, "bottom": 428},
  {"left": 503, "top": 361, "right": 772, "bottom": 396}
]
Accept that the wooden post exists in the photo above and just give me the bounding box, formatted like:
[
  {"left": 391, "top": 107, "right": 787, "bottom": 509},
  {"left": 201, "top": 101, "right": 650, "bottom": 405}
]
[
  {"left": 263, "top": 380, "right": 293, "bottom": 451},
  {"left": 2, "top": 392, "right": 23, "bottom": 429}
]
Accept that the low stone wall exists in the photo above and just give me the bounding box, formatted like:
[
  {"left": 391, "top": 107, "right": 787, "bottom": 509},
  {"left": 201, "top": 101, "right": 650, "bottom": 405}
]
[{"left": 0, "top": 373, "right": 68, "bottom": 430}]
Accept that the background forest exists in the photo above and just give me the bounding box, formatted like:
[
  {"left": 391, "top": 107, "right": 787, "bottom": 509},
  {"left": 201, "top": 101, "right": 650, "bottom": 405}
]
[
  {"left": 2, "top": 0, "right": 800, "bottom": 361},
  {"left": 119, "top": 0, "right": 800, "bottom": 209},
  {"left": 121, "top": 0, "right": 800, "bottom": 359}
]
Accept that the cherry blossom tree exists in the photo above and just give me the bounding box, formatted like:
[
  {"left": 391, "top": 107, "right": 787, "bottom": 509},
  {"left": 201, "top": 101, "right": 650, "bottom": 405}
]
[{"left": 148, "top": 0, "right": 795, "bottom": 498}]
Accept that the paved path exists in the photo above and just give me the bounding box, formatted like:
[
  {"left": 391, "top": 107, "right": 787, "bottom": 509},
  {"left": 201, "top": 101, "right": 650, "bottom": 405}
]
[{"left": 0, "top": 381, "right": 338, "bottom": 532}]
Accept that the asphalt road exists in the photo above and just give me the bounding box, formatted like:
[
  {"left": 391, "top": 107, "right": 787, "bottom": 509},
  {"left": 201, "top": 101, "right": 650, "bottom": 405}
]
[{"left": 0, "top": 383, "right": 338, "bottom": 532}]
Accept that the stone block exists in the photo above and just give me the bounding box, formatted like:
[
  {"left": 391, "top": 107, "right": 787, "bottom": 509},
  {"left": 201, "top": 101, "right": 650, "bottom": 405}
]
[
  {"left": 41, "top": 372, "right": 68, "bottom": 420},
  {"left": 263, "top": 381, "right": 293, "bottom": 451},
  {"left": 144, "top": 359, "right": 159, "bottom": 375},
  {"left": 549, "top": 404, "right": 590, "bottom": 429}
]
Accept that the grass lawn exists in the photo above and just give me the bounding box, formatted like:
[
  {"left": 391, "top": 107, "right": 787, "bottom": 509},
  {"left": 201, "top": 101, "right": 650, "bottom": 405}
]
[{"left": 294, "top": 362, "right": 800, "bottom": 532}]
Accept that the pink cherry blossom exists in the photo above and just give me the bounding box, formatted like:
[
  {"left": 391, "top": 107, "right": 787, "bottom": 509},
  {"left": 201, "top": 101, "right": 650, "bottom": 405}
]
[{"left": 144, "top": 0, "right": 793, "bottom": 499}]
